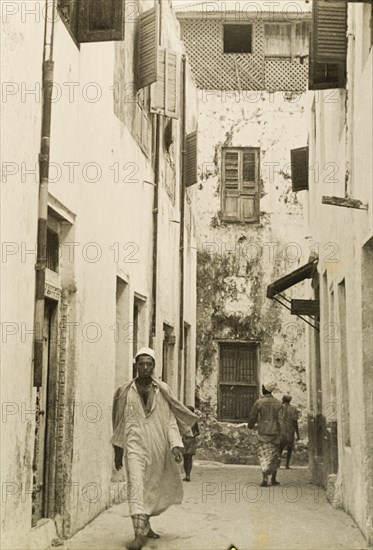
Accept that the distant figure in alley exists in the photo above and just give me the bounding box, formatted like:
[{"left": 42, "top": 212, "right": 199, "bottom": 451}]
[
  {"left": 182, "top": 405, "right": 200, "bottom": 482},
  {"left": 279, "top": 393, "right": 300, "bottom": 469},
  {"left": 247, "top": 380, "right": 282, "bottom": 487},
  {"left": 111, "top": 347, "right": 197, "bottom": 550}
]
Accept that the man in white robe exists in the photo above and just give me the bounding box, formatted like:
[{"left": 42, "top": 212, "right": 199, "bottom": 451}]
[{"left": 111, "top": 347, "right": 197, "bottom": 550}]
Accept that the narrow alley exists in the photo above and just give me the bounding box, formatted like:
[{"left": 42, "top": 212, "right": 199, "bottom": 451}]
[
  {"left": 2, "top": 0, "right": 373, "bottom": 549},
  {"left": 52, "top": 463, "right": 365, "bottom": 550}
]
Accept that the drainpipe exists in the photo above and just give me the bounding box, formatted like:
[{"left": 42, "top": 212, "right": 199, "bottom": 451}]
[
  {"left": 150, "top": 0, "right": 162, "bottom": 347},
  {"left": 150, "top": 116, "right": 160, "bottom": 347},
  {"left": 33, "top": 0, "right": 56, "bottom": 387},
  {"left": 179, "top": 55, "right": 187, "bottom": 354}
]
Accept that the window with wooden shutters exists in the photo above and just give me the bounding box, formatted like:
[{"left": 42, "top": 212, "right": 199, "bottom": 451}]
[
  {"left": 221, "top": 147, "right": 260, "bottom": 223},
  {"left": 58, "top": 0, "right": 124, "bottom": 43},
  {"left": 218, "top": 342, "right": 259, "bottom": 423},
  {"left": 291, "top": 146, "right": 309, "bottom": 191},
  {"left": 185, "top": 130, "right": 198, "bottom": 187},
  {"left": 309, "top": 0, "right": 347, "bottom": 89},
  {"left": 137, "top": 5, "right": 160, "bottom": 89},
  {"left": 150, "top": 49, "right": 180, "bottom": 119}
]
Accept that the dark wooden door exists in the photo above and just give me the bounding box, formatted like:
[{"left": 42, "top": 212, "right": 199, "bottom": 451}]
[{"left": 32, "top": 299, "right": 58, "bottom": 524}]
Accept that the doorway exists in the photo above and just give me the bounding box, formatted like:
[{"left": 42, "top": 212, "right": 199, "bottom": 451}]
[{"left": 32, "top": 298, "right": 58, "bottom": 525}]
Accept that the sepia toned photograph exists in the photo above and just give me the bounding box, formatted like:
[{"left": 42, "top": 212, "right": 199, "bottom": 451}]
[{"left": 1, "top": 0, "right": 372, "bottom": 549}]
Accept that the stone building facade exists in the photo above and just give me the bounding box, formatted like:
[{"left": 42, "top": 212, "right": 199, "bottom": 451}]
[
  {"left": 294, "top": 0, "right": 373, "bottom": 544},
  {"left": 176, "top": 1, "right": 313, "bottom": 463},
  {"left": 1, "top": 1, "right": 198, "bottom": 547}
]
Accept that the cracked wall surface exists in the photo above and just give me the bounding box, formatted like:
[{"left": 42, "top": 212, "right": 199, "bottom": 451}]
[{"left": 189, "top": 90, "right": 313, "bottom": 463}]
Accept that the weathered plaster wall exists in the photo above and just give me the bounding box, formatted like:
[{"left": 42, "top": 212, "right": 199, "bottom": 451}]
[
  {"left": 188, "top": 90, "right": 312, "bottom": 462},
  {"left": 305, "top": 4, "right": 373, "bottom": 543},
  {"left": 1, "top": 10, "right": 44, "bottom": 549}
]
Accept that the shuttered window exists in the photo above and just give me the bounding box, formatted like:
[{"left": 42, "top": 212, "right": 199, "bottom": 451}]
[
  {"left": 150, "top": 49, "right": 180, "bottom": 119},
  {"left": 221, "top": 148, "right": 260, "bottom": 223},
  {"left": 218, "top": 342, "right": 259, "bottom": 423},
  {"left": 185, "top": 131, "right": 198, "bottom": 187},
  {"left": 291, "top": 146, "right": 309, "bottom": 192},
  {"left": 137, "top": 6, "right": 160, "bottom": 89},
  {"left": 309, "top": 0, "right": 347, "bottom": 89},
  {"left": 58, "top": 0, "right": 124, "bottom": 43}
]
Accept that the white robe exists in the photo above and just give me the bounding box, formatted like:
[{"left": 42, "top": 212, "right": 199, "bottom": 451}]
[{"left": 122, "top": 381, "right": 184, "bottom": 516}]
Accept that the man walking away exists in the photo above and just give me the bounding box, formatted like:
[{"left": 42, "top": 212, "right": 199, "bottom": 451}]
[
  {"left": 279, "top": 393, "right": 300, "bottom": 469},
  {"left": 247, "top": 380, "right": 282, "bottom": 487},
  {"left": 111, "top": 347, "right": 197, "bottom": 550},
  {"left": 182, "top": 405, "right": 200, "bottom": 482}
]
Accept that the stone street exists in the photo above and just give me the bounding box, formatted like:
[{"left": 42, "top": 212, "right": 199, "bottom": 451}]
[{"left": 53, "top": 462, "right": 366, "bottom": 550}]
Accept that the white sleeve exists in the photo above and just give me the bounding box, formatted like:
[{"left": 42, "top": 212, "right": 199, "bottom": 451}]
[{"left": 167, "top": 409, "right": 183, "bottom": 450}]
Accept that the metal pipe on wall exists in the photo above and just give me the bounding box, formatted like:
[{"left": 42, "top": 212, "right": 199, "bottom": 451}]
[
  {"left": 150, "top": 116, "right": 161, "bottom": 346},
  {"left": 33, "top": 0, "right": 56, "bottom": 387},
  {"left": 179, "top": 55, "right": 187, "bottom": 352},
  {"left": 150, "top": 0, "right": 163, "bottom": 346}
]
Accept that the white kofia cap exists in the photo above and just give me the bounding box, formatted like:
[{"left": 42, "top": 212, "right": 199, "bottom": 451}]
[
  {"left": 263, "top": 379, "right": 277, "bottom": 393},
  {"left": 135, "top": 347, "right": 156, "bottom": 361}
]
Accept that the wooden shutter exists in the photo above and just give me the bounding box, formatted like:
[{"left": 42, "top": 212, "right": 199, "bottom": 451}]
[
  {"left": 241, "top": 149, "right": 259, "bottom": 223},
  {"left": 222, "top": 149, "right": 240, "bottom": 221},
  {"left": 78, "top": 0, "right": 124, "bottom": 43},
  {"left": 150, "top": 49, "right": 180, "bottom": 119},
  {"left": 309, "top": 31, "right": 346, "bottom": 90},
  {"left": 241, "top": 196, "right": 259, "bottom": 222},
  {"left": 224, "top": 150, "right": 240, "bottom": 187},
  {"left": 291, "top": 146, "right": 309, "bottom": 191},
  {"left": 137, "top": 6, "right": 160, "bottom": 89},
  {"left": 313, "top": 0, "right": 347, "bottom": 63},
  {"left": 242, "top": 150, "right": 257, "bottom": 188},
  {"left": 185, "top": 131, "right": 198, "bottom": 187},
  {"left": 150, "top": 48, "right": 166, "bottom": 114},
  {"left": 165, "top": 50, "right": 179, "bottom": 118}
]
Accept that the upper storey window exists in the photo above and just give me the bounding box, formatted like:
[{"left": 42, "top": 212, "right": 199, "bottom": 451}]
[{"left": 223, "top": 24, "right": 252, "bottom": 54}]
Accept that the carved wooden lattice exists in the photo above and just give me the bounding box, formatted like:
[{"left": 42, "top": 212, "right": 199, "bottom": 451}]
[
  {"left": 182, "top": 19, "right": 265, "bottom": 90},
  {"left": 265, "top": 58, "right": 308, "bottom": 92},
  {"left": 181, "top": 19, "right": 308, "bottom": 92}
]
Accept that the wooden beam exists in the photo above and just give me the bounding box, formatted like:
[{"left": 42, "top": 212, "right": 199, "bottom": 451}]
[
  {"left": 291, "top": 299, "right": 320, "bottom": 316},
  {"left": 322, "top": 196, "right": 368, "bottom": 210}
]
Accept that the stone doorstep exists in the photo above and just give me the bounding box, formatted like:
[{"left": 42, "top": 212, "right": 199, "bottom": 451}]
[
  {"left": 326, "top": 473, "right": 342, "bottom": 510},
  {"left": 28, "top": 518, "right": 59, "bottom": 550}
]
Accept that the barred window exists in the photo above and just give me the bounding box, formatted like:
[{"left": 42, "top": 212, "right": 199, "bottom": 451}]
[{"left": 218, "top": 342, "right": 259, "bottom": 422}]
